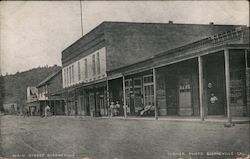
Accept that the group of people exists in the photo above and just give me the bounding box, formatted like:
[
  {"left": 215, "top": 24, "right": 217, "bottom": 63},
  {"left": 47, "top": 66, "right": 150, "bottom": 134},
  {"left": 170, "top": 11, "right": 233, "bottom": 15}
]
[
  {"left": 109, "top": 101, "right": 121, "bottom": 117},
  {"left": 22, "top": 105, "right": 51, "bottom": 117}
]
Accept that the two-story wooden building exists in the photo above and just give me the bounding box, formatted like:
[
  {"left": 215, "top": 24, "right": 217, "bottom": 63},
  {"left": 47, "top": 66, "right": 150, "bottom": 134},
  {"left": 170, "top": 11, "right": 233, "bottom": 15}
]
[
  {"left": 37, "top": 69, "right": 65, "bottom": 116},
  {"left": 26, "top": 86, "right": 39, "bottom": 115},
  {"left": 61, "top": 21, "right": 248, "bottom": 119}
]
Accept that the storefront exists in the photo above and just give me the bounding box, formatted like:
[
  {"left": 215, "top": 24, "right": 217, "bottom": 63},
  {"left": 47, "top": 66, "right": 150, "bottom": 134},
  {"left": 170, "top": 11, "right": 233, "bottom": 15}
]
[
  {"left": 107, "top": 27, "right": 249, "bottom": 120},
  {"left": 124, "top": 71, "right": 155, "bottom": 116},
  {"left": 156, "top": 58, "right": 199, "bottom": 116},
  {"left": 84, "top": 85, "right": 108, "bottom": 117}
]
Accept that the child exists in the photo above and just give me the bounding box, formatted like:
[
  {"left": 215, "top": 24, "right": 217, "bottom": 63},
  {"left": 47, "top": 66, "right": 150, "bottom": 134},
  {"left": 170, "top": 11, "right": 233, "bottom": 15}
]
[{"left": 110, "top": 102, "right": 115, "bottom": 117}]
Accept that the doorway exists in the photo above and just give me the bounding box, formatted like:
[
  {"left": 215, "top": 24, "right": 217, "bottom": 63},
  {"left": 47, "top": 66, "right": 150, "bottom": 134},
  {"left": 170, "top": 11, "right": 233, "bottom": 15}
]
[
  {"left": 165, "top": 74, "right": 178, "bottom": 115},
  {"left": 203, "top": 52, "right": 226, "bottom": 115}
]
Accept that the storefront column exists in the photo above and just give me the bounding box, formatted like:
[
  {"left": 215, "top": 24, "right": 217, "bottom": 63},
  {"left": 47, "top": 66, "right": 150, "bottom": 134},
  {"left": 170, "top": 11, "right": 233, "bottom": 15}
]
[
  {"left": 106, "top": 79, "right": 110, "bottom": 116},
  {"left": 198, "top": 56, "right": 204, "bottom": 121},
  {"left": 153, "top": 68, "right": 158, "bottom": 120},
  {"left": 54, "top": 100, "right": 56, "bottom": 116},
  {"left": 74, "top": 90, "right": 77, "bottom": 116},
  {"left": 224, "top": 49, "right": 232, "bottom": 123},
  {"left": 122, "top": 75, "right": 127, "bottom": 118},
  {"left": 245, "top": 49, "right": 250, "bottom": 116}
]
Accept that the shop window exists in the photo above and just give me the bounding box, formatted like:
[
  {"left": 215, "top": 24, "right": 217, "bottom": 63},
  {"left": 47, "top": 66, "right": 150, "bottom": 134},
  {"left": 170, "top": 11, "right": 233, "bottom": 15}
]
[
  {"left": 229, "top": 50, "right": 246, "bottom": 106},
  {"left": 143, "top": 75, "right": 154, "bottom": 106},
  {"left": 134, "top": 78, "right": 142, "bottom": 86},
  {"left": 143, "top": 75, "right": 153, "bottom": 83}
]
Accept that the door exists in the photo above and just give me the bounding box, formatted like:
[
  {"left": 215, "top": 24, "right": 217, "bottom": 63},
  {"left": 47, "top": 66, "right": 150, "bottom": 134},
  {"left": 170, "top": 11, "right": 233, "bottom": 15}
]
[
  {"left": 178, "top": 76, "right": 192, "bottom": 116},
  {"left": 205, "top": 53, "right": 225, "bottom": 115},
  {"left": 125, "top": 79, "right": 135, "bottom": 115},
  {"left": 89, "top": 92, "right": 95, "bottom": 116},
  {"left": 165, "top": 75, "right": 178, "bottom": 115}
]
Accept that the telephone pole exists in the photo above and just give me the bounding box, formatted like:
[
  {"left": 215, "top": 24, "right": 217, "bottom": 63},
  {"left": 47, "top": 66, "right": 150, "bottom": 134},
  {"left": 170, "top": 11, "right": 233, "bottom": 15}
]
[{"left": 80, "top": 0, "right": 84, "bottom": 37}]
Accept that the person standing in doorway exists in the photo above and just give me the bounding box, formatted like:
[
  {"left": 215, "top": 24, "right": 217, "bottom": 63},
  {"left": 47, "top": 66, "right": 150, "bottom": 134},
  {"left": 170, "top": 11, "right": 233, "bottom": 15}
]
[
  {"left": 45, "top": 105, "right": 50, "bottom": 117},
  {"left": 115, "top": 101, "right": 120, "bottom": 116},
  {"left": 110, "top": 102, "right": 115, "bottom": 117}
]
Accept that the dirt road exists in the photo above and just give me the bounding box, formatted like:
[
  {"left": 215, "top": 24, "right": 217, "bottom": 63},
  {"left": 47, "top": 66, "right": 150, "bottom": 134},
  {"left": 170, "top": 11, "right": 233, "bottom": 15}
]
[{"left": 0, "top": 115, "right": 249, "bottom": 159}]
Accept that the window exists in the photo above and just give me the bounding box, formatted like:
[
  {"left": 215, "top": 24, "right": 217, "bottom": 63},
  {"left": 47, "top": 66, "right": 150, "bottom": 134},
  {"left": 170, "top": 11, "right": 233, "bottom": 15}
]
[
  {"left": 67, "top": 67, "right": 69, "bottom": 86},
  {"left": 85, "top": 59, "right": 88, "bottom": 78},
  {"left": 72, "top": 65, "right": 74, "bottom": 83},
  {"left": 45, "top": 85, "right": 48, "bottom": 93},
  {"left": 69, "top": 66, "right": 71, "bottom": 84},
  {"left": 78, "top": 62, "right": 81, "bottom": 81},
  {"left": 97, "top": 52, "right": 100, "bottom": 74},
  {"left": 92, "top": 54, "right": 96, "bottom": 76},
  {"left": 143, "top": 74, "right": 154, "bottom": 106},
  {"left": 143, "top": 75, "right": 153, "bottom": 83},
  {"left": 229, "top": 50, "right": 246, "bottom": 106},
  {"left": 64, "top": 69, "right": 67, "bottom": 87}
]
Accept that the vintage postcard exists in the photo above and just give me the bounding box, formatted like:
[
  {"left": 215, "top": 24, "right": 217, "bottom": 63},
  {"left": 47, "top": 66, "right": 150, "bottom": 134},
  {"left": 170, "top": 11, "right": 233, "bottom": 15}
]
[{"left": 0, "top": 1, "right": 249, "bottom": 159}]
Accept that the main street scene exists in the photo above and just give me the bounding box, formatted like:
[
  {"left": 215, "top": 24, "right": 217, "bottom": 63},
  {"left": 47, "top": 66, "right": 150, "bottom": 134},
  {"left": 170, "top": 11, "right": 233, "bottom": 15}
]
[{"left": 0, "top": 1, "right": 249, "bottom": 159}]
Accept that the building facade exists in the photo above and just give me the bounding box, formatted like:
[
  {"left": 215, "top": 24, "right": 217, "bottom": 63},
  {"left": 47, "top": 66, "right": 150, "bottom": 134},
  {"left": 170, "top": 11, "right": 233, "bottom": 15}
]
[
  {"left": 36, "top": 69, "right": 65, "bottom": 116},
  {"left": 61, "top": 21, "right": 248, "bottom": 119},
  {"left": 26, "top": 86, "right": 39, "bottom": 115},
  {"left": 108, "top": 26, "right": 249, "bottom": 120}
]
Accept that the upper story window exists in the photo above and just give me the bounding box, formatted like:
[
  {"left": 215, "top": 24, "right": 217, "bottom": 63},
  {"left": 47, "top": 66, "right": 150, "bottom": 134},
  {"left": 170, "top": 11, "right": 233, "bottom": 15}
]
[
  {"left": 69, "top": 66, "right": 72, "bottom": 84},
  {"left": 64, "top": 69, "right": 66, "bottom": 87},
  {"left": 67, "top": 67, "right": 69, "bottom": 86},
  {"left": 85, "top": 59, "right": 88, "bottom": 78},
  {"left": 38, "top": 88, "right": 41, "bottom": 95},
  {"left": 92, "top": 54, "right": 96, "bottom": 76},
  {"left": 97, "top": 52, "right": 100, "bottom": 75},
  {"left": 72, "top": 65, "right": 74, "bottom": 83},
  {"left": 45, "top": 85, "right": 48, "bottom": 93},
  {"left": 78, "top": 62, "right": 81, "bottom": 81}
]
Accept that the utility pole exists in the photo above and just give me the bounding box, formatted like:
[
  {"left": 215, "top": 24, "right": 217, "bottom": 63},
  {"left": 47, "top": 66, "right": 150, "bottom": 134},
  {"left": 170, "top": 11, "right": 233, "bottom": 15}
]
[{"left": 80, "top": 0, "right": 84, "bottom": 37}]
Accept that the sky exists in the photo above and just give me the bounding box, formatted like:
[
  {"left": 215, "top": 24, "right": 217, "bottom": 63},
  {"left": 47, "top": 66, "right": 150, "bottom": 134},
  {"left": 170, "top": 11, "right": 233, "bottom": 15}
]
[{"left": 0, "top": 1, "right": 249, "bottom": 75}]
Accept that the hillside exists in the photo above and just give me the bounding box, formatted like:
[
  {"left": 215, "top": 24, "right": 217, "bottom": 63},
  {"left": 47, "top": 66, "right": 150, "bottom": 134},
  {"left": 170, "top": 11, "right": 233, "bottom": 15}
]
[{"left": 1, "top": 65, "right": 61, "bottom": 110}]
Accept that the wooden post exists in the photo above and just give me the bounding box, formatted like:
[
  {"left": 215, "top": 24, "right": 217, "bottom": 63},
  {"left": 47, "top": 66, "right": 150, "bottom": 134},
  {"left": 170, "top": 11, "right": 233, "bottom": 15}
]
[
  {"left": 245, "top": 49, "right": 249, "bottom": 117},
  {"left": 54, "top": 100, "right": 56, "bottom": 116},
  {"left": 75, "top": 89, "right": 77, "bottom": 116},
  {"left": 123, "top": 75, "right": 127, "bottom": 118},
  {"left": 106, "top": 79, "right": 110, "bottom": 116},
  {"left": 224, "top": 49, "right": 232, "bottom": 123},
  {"left": 153, "top": 68, "right": 158, "bottom": 120},
  {"left": 198, "top": 56, "right": 204, "bottom": 121}
]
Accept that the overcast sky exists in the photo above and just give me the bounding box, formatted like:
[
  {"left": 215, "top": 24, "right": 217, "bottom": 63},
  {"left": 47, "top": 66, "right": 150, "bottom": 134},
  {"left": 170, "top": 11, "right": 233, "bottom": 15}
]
[{"left": 0, "top": 1, "right": 249, "bottom": 75}]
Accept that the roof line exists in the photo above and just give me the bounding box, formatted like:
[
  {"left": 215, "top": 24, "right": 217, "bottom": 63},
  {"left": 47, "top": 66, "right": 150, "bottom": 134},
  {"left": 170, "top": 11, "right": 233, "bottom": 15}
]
[{"left": 37, "top": 69, "right": 62, "bottom": 87}]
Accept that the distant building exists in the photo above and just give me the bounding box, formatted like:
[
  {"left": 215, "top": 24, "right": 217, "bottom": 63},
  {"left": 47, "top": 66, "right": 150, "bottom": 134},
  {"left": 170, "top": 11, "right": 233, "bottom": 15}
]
[
  {"left": 26, "top": 86, "right": 39, "bottom": 115},
  {"left": 61, "top": 21, "right": 249, "bottom": 119},
  {"left": 3, "top": 103, "right": 18, "bottom": 115},
  {"left": 37, "top": 69, "right": 65, "bottom": 116}
]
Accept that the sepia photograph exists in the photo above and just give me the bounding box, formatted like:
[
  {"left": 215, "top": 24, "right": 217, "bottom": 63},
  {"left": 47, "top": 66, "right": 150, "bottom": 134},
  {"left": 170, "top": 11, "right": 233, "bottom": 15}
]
[{"left": 0, "top": 1, "right": 249, "bottom": 159}]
